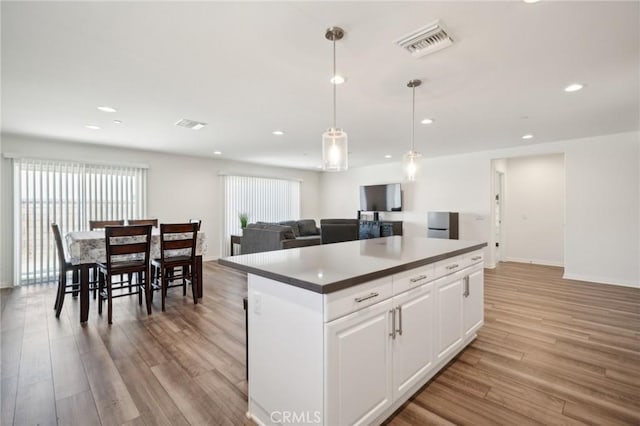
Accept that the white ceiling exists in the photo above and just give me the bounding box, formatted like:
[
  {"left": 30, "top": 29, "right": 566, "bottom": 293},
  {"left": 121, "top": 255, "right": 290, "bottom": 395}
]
[{"left": 2, "top": 1, "right": 639, "bottom": 170}]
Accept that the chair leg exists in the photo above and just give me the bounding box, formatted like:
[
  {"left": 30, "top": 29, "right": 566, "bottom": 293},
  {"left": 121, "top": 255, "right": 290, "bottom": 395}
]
[
  {"left": 137, "top": 272, "right": 143, "bottom": 306},
  {"left": 55, "top": 272, "right": 67, "bottom": 318},
  {"left": 98, "top": 271, "right": 104, "bottom": 315},
  {"left": 161, "top": 268, "right": 167, "bottom": 312},
  {"left": 107, "top": 276, "right": 113, "bottom": 325},
  {"left": 190, "top": 265, "right": 198, "bottom": 305},
  {"left": 144, "top": 270, "right": 152, "bottom": 315},
  {"left": 54, "top": 275, "right": 61, "bottom": 311},
  {"left": 92, "top": 266, "right": 98, "bottom": 300},
  {"left": 182, "top": 266, "right": 187, "bottom": 296},
  {"left": 128, "top": 273, "right": 133, "bottom": 293}
]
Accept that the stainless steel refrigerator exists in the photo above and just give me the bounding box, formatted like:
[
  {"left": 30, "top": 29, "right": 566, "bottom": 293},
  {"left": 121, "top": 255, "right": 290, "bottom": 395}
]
[{"left": 427, "top": 212, "right": 459, "bottom": 239}]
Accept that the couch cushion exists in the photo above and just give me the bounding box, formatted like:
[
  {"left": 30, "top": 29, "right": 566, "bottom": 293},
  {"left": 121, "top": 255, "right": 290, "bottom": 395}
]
[
  {"left": 297, "top": 219, "right": 318, "bottom": 236},
  {"left": 278, "top": 220, "right": 301, "bottom": 237},
  {"left": 247, "top": 223, "right": 295, "bottom": 240}
]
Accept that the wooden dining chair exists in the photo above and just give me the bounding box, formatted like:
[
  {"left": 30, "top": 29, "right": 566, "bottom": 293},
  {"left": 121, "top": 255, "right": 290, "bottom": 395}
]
[
  {"left": 89, "top": 220, "right": 126, "bottom": 297},
  {"left": 51, "top": 223, "right": 81, "bottom": 318},
  {"left": 128, "top": 218, "right": 158, "bottom": 227},
  {"left": 97, "top": 225, "right": 153, "bottom": 324},
  {"left": 151, "top": 223, "right": 198, "bottom": 311}
]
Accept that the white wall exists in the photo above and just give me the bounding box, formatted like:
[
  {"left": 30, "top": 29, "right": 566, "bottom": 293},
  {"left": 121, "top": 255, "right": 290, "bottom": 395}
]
[
  {"left": 0, "top": 134, "right": 321, "bottom": 287},
  {"left": 320, "top": 131, "right": 640, "bottom": 288},
  {"left": 503, "top": 154, "right": 565, "bottom": 266}
]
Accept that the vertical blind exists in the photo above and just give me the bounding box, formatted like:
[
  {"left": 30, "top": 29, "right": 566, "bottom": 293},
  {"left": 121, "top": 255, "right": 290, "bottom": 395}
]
[
  {"left": 222, "top": 175, "right": 301, "bottom": 256},
  {"left": 14, "top": 158, "right": 147, "bottom": 285}
]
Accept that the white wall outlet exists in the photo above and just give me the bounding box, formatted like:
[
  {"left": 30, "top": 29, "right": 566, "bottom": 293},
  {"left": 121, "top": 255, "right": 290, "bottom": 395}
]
[{"left": 254, "top": 293, "right": 262, "bottom": 315}]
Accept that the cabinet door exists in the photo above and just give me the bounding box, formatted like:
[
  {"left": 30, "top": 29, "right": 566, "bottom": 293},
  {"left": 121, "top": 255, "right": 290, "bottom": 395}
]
[
  {"left": 463, "top": 267, "right": 484, "bottom": 338},
  {"left": 435, "top": 274, "right": 464, "bottom": 362},
  {"left": 325, "top": 299, "right": 393, "bottom": 426},
  {"left": 392, "top": 283, "right": 435, "bottom": 399}
]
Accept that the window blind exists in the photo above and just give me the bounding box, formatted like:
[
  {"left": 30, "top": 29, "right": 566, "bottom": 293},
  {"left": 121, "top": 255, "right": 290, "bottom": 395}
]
[
  {"left": 222, "top": 175, "right": 301, "bottom": 256},
  {"left": 13, "top": 158, "right": 147, "bottom": 285}
]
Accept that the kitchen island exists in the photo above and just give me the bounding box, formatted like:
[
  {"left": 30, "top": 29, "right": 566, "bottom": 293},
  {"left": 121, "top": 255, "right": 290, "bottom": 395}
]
[{"left": 219, "top": 236, "right": 487, "bottom": 426}]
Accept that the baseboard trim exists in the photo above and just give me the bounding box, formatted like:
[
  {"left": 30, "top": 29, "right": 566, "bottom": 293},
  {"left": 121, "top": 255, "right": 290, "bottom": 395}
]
[
  {"left": 504, "top": 257, "right": 564, "bottom": 267},
  {"left": 562, "top": 272, "right": 639, "bottom": 289}
]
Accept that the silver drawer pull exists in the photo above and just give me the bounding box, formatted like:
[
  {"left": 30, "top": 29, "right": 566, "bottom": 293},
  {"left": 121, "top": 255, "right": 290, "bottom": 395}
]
[
  {"left": 471, "top": 256, "right": 482, "bottom": 261},
  {"left": 410, "top": 275, "right": 428, "bottom": 283},
  {"left": 446, "top": 264, "right": 459, "bottom": 270},
  {"left": 355, "top": 292, "right": 379, "bottom": 303}
]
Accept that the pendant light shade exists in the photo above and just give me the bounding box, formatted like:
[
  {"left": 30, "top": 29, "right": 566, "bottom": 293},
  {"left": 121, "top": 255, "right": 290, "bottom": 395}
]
[
  {"left": 403, "top": 79, "right": 422, "bottom": 181},
  {"left": 322, "top": 27, "right": 348, "bottom": 172},
  {"left": 322, "top": 127, "right": 348, "bottom": 171}
]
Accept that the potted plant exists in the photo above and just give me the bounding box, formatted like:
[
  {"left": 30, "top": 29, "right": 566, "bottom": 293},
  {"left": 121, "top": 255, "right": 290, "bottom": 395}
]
[{"left": 239, "top": 212, "right": 249, "bottom": 229}]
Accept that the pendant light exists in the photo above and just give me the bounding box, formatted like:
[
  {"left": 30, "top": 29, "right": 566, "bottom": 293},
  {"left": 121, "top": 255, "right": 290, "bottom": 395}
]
[
  {"left": 322, "top": 27, "right": 348, "bottom": 172},
  {"left": 403, "top": 79, "right": 422, "bottom": 181}
]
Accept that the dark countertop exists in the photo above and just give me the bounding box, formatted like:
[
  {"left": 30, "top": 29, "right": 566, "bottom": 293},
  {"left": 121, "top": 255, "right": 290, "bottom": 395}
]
[{"left": 218, "top": 236, "right": 487, "bottom": 294}]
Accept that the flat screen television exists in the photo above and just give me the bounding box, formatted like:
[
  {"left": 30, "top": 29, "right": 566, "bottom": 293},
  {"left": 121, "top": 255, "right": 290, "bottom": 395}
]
[{"left": 359, "top": 183, "right": 402, "bottom": 212}]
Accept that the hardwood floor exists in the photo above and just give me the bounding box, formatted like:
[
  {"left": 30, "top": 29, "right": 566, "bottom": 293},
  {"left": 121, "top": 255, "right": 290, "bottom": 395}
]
[{"left": 1, "top": 261, "right": 638, "bottom": 425}]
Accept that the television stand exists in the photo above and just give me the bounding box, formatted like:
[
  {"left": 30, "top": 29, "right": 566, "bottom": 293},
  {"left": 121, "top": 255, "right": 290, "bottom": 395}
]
[{"left": 359, "top": 220, "right": 403, "bottom": 239}]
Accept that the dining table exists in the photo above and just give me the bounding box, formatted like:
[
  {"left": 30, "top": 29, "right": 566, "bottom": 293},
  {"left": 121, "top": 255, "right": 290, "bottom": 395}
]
[{"left": 66, "top": 229, "right": 208, "bottom": 323}]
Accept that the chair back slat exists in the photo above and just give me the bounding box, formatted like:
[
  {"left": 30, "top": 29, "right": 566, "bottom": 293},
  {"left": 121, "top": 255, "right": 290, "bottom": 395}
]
[
  {"left": 107, "top": 225, "right": 152, "bottom": 237},
  {"left": 163, "top": 239, "right": 194, "bottom": 250},
  {"left": 110, "top": 242, "right": 150, "bottom": 256},
  {"left": 128, "top": 219, "right": 158, "bottom": 227},
  {"left": 105, "top": 225, "right": 152, "bottom": 268},
  {"left": 89, "top": 220, "right": 125, "bottom": 230},
  {"left": 51, "top": 223, "right": 67, "bottom": 265},
  {"left": 160, "top": 223, "right": 198, "bottom": 262}
]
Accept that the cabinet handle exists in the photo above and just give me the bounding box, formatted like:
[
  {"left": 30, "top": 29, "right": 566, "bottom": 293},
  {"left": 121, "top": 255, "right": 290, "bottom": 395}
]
[
  {"left": 471, "top": 256, "right": 482, "bottom": 261},
  {"left": 396, "top": 306, "right": 403, "bottom": 336},
  {"left": 354, "top": 292, "right": 379, "bottom": 303},
  {"left": 389, "top": 309, "right": 396, "bottom": 339},
  {"left": 463, "top": 276, "right": 470, "bottom": 297},
  {"left": 410, "top": 275, "right": 428, "bottom": 283},
  {"left": 446, "top": 264, "right": 459, "bottom": 270}
]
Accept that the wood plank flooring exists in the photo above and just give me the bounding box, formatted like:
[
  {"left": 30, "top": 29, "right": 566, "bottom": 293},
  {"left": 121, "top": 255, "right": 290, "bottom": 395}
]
[{"left": 1, "top": 261, "right": 639, "bottom": 425}]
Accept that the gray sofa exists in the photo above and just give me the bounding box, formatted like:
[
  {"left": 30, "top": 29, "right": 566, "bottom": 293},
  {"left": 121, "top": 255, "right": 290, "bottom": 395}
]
[
  {"left": 320, "top": 219, "right": 360, "bottom": 244},
  {"left": 240, "top": 220, "right": 321, "bottom": 254}
]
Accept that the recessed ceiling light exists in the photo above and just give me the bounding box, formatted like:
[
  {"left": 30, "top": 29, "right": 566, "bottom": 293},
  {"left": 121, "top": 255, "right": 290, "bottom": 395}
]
[
  {"left": 421, "top": 118, "right": 434, "bottom": 124},
  {"left": 272, "top": 130, "right": 284, "bottom": 135},
  {"left": 384, "top": 155, "right": 392, "bottom": 159},
  {"left": 213, "top": 151, "right": 222, "bottom": 155},
  {"left": 113, "top": 120, "right": 122, "bottom": 124},
  {"left": 97, "top": 106, "right": 117, "bottom": 113},
  {"left": 564, "top": 83, "right": 584, "bottom": 93},
  {"left": 85, "top": 124, "right": 101, "bottom": 130},
  {"left": 330, "top": 75, "right": 345, "bottom": 85},
  {"left": 522, "top": 134, "right": 534, "bottom": 140},
  {"left": 523, "top": 0, "right": 540, "bottom": 3}
]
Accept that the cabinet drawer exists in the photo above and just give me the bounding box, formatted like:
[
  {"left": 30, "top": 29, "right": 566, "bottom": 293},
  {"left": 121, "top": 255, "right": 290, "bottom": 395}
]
[
  {"left": 461, "top": 250, "right": 484, "bottom": 268},
  {"left": 393, "top": 264, "right": 435, "bottom": 295},
  {"left": 324, "top": 277, "right": 393, "bottom": 322},
  {"left": 434, "top": 256, "right": 464, "bottom": 278}
]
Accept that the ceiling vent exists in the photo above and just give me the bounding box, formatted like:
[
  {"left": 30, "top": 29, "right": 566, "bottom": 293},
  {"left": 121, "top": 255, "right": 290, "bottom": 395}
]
[
  {"left": 174, "top": 118, "right": 207, "bottom": 130},
  {"left": 394, "top": 20, "right": 454, "bottom": 58}
]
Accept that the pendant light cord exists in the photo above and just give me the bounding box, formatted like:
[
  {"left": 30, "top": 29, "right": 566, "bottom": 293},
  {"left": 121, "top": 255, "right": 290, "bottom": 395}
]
[
  {"left": 411, "top": 85, "right": 416, "bottom": 152},
  {"left": 333, "top": 37, "right": 337, "bottom": 130}
]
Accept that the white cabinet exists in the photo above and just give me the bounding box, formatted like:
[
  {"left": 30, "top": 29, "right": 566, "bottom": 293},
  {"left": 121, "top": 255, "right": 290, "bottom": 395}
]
[
  {"left": 463, "top": 266, "right": 484, "bottom": 338},
  {"left": 435, "top": 272, "right": 464, "bottom": 362},
  {"left": 247, "top": 249, "right": 485, "bottom": 426},
  {"left": 325, "top": 299, "right": 394, "bottom": 426},
  {"left": 392, "top": 283, "right": 435, "bottom": 398}
]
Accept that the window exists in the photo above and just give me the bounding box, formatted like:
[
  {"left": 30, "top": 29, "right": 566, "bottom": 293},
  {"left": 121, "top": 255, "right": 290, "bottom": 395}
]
[
  {"left": 222, "top": 175, "right": 300, "bottom": 256},
  {"left": 13, "top": 158, "right": 147, "bottom": 285}
]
